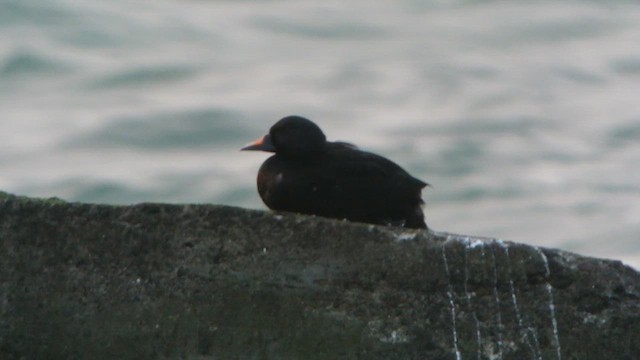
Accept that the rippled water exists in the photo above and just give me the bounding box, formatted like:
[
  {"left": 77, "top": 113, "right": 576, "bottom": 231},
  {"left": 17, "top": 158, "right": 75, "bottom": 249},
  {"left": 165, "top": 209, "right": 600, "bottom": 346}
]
[{"left": 1, "top": 0, "right": 639, "bottom": 268}]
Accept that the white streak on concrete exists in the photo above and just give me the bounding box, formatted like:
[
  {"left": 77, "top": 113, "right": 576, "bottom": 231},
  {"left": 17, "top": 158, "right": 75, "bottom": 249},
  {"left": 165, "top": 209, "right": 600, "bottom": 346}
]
[
  {"left": 535, "top": 246, "right": 563, "bottom": 360},
  {"left": 488, "top": 246, "right": 505, "bottom": 360},
  {"left": 496, "top": 240, "right": 541, "bottom": 360},
  {"left": 442, "top": 238, "right": 462, "bottom": 360},
  {"left": 463, "top": 239, "right": 484, "bottom": 360},
  {"left": 396, "top": 232, "right": 417, "bottom": 242}
]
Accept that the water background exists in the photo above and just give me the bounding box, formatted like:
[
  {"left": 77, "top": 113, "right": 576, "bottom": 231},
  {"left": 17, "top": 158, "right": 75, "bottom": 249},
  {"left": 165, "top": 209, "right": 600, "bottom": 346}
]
[{"left": 2, "top": 0, "right": 639, "bottom": 269}]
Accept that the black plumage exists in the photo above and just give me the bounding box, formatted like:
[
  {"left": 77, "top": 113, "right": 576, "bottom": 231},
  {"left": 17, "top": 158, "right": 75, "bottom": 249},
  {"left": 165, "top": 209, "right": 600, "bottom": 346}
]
[{"left": 241, "top": 116, "right": 428, "bottom": 229}]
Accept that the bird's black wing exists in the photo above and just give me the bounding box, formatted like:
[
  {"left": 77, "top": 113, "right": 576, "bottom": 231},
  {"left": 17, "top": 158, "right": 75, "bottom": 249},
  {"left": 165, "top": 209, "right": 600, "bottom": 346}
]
[
  {"left": 304, "top": 142, "right": 427, "bottom": 227},
  {"left": 324, "top": 142, "right": 427, "bottom": 190}
]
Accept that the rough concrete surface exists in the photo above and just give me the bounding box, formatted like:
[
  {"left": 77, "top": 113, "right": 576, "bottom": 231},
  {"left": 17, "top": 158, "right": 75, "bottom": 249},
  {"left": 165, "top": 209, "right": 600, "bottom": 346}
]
[{"left": 1, "top": 191, "right": 639, "bottom": 359}]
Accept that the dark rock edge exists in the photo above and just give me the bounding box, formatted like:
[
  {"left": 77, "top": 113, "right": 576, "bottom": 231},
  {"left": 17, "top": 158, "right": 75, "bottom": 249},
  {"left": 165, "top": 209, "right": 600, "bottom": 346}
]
[{"left": 1, "top": 191, "right": 639, "bottom": 360}]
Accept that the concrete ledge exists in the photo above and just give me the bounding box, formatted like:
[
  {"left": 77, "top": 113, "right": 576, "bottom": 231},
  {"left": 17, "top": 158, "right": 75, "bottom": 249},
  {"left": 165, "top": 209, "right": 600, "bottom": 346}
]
[{"left": 1, "top": 192, "right": 639, "bottom": 359}]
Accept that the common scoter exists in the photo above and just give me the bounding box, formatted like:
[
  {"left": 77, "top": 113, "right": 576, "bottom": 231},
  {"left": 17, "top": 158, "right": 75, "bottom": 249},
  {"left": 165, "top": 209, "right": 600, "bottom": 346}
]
[{"left": 241, "top": 116, "right": 428, "bottom": 229}]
